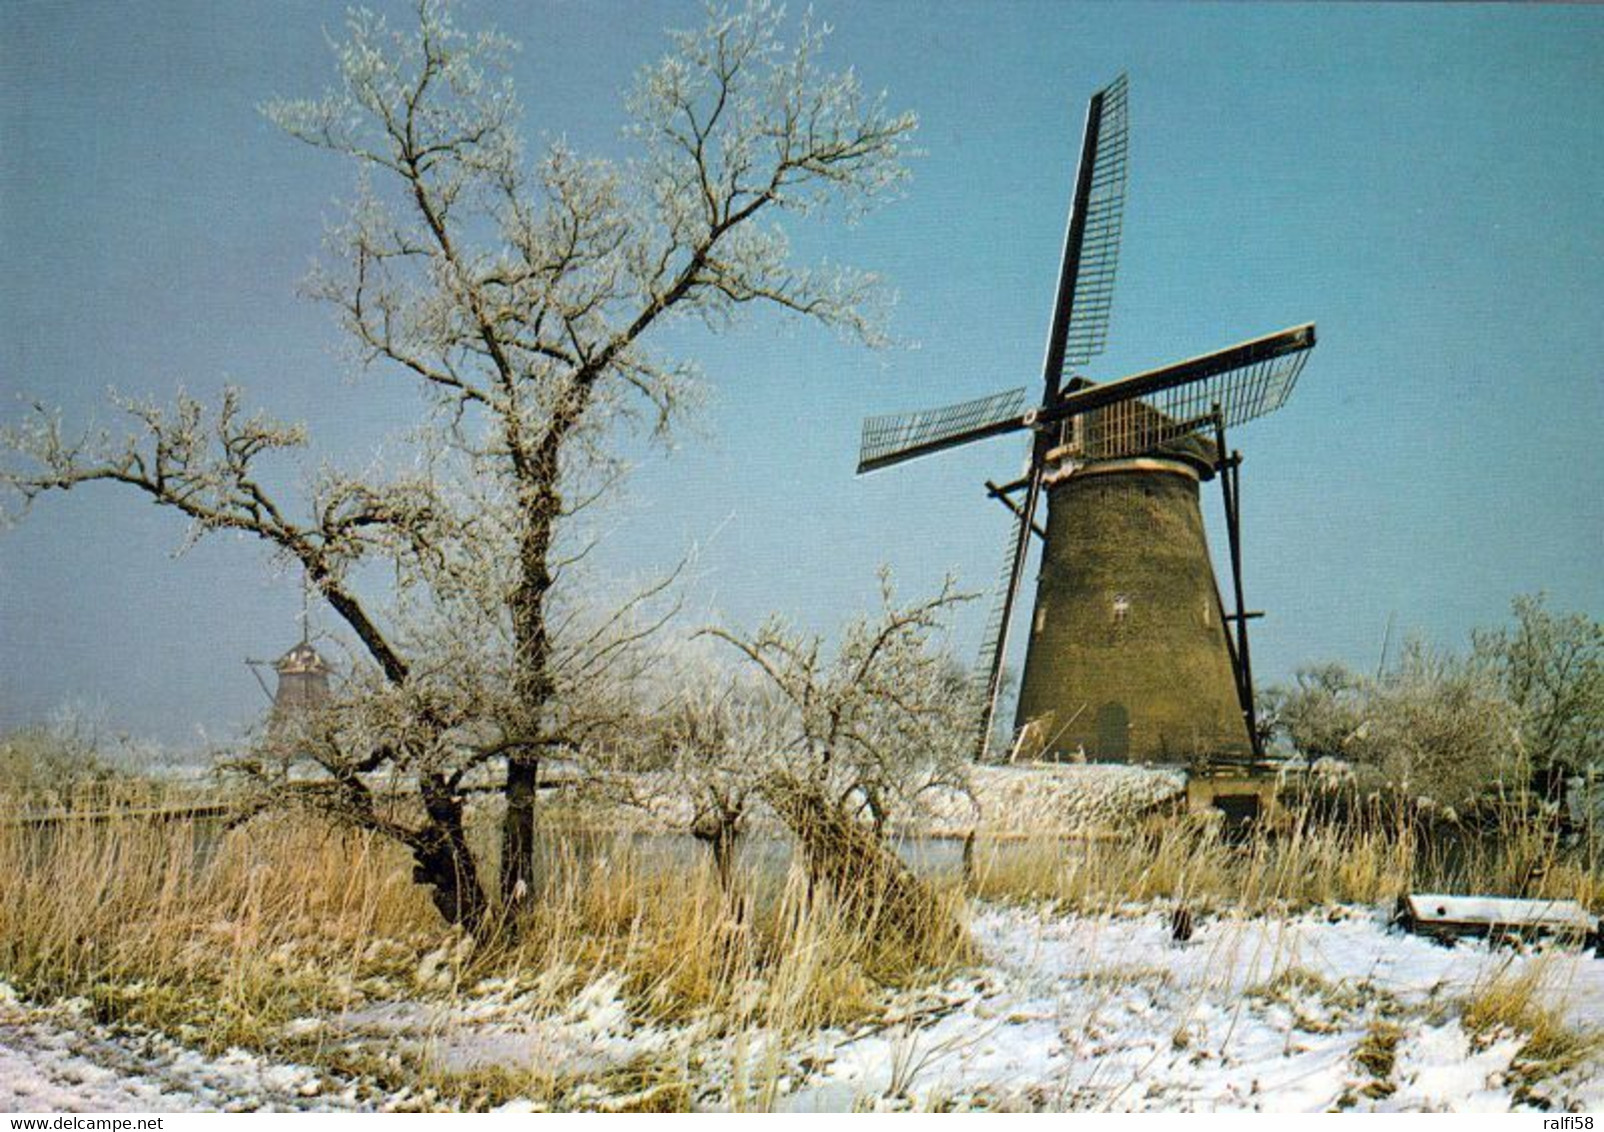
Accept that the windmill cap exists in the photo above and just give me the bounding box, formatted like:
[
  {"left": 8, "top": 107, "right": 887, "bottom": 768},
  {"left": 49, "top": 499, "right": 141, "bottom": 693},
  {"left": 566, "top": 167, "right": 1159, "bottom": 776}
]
[
  {"left": 274, "top": 641, "right": 331, "bottom": 675},
  {"left": 1048, "top": 432, "right": 1220, "bottom": 481}
]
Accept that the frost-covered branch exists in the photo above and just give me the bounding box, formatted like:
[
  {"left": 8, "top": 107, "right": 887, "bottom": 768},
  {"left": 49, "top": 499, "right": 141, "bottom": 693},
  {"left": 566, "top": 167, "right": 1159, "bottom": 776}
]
[{"left": 5, "top": 0, "right": 916, "bottom": 929}]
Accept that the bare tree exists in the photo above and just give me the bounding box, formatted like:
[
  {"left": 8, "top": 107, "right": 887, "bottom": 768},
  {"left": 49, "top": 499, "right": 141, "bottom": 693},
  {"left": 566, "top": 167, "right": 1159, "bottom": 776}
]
[
  {"left": 1473, "top": 594, "right": 1604, "bottom": 800},
  {"left": 1, "top": 0, "right": 915, "bottom": 929},
  {"left": 1272, "top": 643, "right": 1519, "bottom": 815},
  {"left": 704, "top": 571, "right": 975, "bottom": 947},
  {"left": 639, "top": 663, "right": 786, "bottom": 889},
  {"left": 1264, "top": 663, "right": 1371, "bottom": 764},
  {"left": 1355, "top": 639, "right": 1519, "bottom": 813}
]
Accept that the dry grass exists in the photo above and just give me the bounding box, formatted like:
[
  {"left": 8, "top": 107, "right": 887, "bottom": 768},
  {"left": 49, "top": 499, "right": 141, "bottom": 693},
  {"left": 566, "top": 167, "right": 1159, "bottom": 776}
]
[
  {"left": 965, "top": 802, "right": 1599, "bottom": 915},
  {"left": 966, "top": 817, "right": 1412, "bottom": 913},
  {"left": 497, "top": 835, "right": 970, "bottom": 1034},
  {"left": 1460, "top": 960, "right": 1603, "bottom": 1093},
  {"left": 400, "top": 1049, "right": 696, "bottom": 1113},
  {"left": 0, "top": 788, "right": 439, "bottom": 1047},
  {"left": 1350, "top": 1019, "right": 1403, "bottom": 1100},
  {"left": 0, "top": 782, "right": 971, "bottom": 1109},
  {"left": 3, "top": 780, "right": 1599, "bottom": 1110}
]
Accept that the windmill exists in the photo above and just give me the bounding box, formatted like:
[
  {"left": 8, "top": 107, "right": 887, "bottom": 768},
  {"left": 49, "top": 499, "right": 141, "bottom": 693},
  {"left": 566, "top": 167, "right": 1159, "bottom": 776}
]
[
  {"left": 855, "top": 74, "right": 1317, "bottom": 765},
  {"left": 246, "top": 572, "right": 333, "bottom": 730}
]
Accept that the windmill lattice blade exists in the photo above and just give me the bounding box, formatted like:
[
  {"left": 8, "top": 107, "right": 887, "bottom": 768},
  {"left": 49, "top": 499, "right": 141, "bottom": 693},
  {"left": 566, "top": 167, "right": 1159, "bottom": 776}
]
[
  {"left": 857, "top": 387, "right": 1029, "bottom": 474},
  {"left": 969, "top": 503, "right": 1030, "bottom": 761},
  {"left": 1062, "top": 73, "right": 1129, "bottom": 371},
  {"left": 1047, "top": 324, "right": 1317, "bottom": 460},
  {"left": 1151, "top": 343, "right": 1309, "bottom": 430}
]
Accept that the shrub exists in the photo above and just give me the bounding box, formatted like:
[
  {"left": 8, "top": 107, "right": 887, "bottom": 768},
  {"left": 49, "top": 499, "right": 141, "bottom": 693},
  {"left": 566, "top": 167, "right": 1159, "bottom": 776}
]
[
  {"left": 0, "top": 720, "right": 117, "bottom": 804},
  {"left": 1352, "top": 640, "right": 1520, "bottom": 813},
  {"left": 1473, "top": 594, "right": 1603, "bottom": 799},
  {"left": 1268, "top": 642, "right": 1517, "bottom": 813},
  {"left": 1270, "top": 597, "right": 1603, "bottom": 819},
  {"left": 1265, "top": 663, "right": 1370, "bottom": 764}
]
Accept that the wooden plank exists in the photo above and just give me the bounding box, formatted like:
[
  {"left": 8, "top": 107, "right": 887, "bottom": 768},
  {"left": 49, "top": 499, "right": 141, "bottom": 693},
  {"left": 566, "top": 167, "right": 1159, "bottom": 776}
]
[
  {"left": 1403, "top": 893, "right": 1593, "bottom": 931},
  {"left": 1397, "top": 892, "right": 1599, "bottom": 949}
]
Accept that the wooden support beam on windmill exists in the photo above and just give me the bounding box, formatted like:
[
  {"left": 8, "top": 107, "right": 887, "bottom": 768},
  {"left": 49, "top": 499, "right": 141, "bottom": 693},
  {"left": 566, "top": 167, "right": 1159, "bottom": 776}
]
[{"left": 985, "top": 480, "right": 1047, "bottom": 541}]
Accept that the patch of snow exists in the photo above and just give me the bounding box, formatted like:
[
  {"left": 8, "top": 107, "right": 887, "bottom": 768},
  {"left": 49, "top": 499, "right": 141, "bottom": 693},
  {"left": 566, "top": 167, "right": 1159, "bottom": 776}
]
[
  {"left": 1388, "top": 1023, "right": 1523, "bottom": 1112},
  {"left": 918, "top": 764, "right": 1188, "bottom": 836},
  {"left": 572, "top": 764, "right": 1189, "bottom": 839},
  {"left": 5, "top": 904, "right": 1601, "bottom": 1112},
  {"left": 0, "top": 985, "right": 365, "bottom": 1112},
  {"left": 329, "top": 969, "right": 677, "bottom": 1077},
  {"left": 771, "top": 906, "right": 1604, "bottom": 1112}
]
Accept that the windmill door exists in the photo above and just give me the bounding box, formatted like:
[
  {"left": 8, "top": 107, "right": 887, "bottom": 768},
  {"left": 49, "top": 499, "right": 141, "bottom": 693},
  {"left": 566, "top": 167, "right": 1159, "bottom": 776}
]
[{"left": 1095, "top": 702, "right": 1130, "bottom": 761}]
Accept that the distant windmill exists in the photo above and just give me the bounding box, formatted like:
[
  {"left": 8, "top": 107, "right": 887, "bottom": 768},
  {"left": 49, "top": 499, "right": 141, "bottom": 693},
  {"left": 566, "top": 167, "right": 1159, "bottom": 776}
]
[
  {"left": 246, "top": 574, "right": 332, "bottom": 730},
  {"left": 856, "top": 74, "right": 1317, "bottom": 765}
]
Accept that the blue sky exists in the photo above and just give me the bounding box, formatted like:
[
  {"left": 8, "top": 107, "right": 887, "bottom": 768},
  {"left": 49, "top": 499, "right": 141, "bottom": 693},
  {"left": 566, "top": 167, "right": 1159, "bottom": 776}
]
[{"left": 2, "top": 1, "right": 1600, "bottom": 748}]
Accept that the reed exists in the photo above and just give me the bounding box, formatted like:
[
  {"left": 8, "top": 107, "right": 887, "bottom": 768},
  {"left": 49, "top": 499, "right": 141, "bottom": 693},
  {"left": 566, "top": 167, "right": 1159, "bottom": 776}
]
[
  {"left": 1461, "top": 958, "right": 1603, "bottom": 1093},
  {"left": 2, "top": 779, "right": 1597, "bottom": 1110},
  {"left": 0, "top": 782, "right": 969, "bottom": 1108},
  {"left": 965, "top": 800, "right": 1599, "bottom": 914}
]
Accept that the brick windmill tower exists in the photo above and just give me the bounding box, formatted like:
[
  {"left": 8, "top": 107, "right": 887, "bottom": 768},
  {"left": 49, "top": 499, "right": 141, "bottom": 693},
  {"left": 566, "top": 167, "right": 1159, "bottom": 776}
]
[{"left": 855, "top": 74, "right": 1317, "bottom": 765}]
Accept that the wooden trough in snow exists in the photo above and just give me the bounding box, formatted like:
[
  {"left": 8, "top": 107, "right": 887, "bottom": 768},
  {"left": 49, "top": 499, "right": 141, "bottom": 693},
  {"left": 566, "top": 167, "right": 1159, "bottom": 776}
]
[{"left": 1395, "top": 893, "right": 1603, "bottom": 955}]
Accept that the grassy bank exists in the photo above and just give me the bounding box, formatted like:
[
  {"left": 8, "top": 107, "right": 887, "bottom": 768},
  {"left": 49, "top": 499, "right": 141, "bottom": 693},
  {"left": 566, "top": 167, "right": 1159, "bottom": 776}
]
[
  {"left": 966, "top": 806, "right": 1601, "bottom": 914},
  {"left": 0, "top": 784, "right": 973, "bottom": 1106},
  {"left": 1, "top": 781, "right": 1599, "bottom": 1109}
]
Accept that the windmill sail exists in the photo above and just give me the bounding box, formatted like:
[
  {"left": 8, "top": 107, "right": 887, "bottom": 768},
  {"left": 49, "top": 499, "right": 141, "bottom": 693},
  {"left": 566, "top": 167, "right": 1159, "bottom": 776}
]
[
  {"left": 1061, "top": 73, "right": 1129, "bottom": 372},
  {"left": 1045, "top": 324, "right": 1315, "bottom": 459},
  {"left": 967, "top": 437, "right": 1041, "bottom": 757},
  {"left": 968, "top": 510, "right": 1024, "bottom": 759},
  {"left": 857, "top": 387, "right": 1029, "bottom": 474},
  {"left": 1140, "top": 338, "right": 1312, "bottom": 433},
  {"left": 1038, "top": 73, "right": 1132, "bottom": 409},
  {"left": 1068, "top": 347, "right": 1313, "bottom": 460},
  {"left": 969, "top": 464, "right": 1045, "bottom": 761}
]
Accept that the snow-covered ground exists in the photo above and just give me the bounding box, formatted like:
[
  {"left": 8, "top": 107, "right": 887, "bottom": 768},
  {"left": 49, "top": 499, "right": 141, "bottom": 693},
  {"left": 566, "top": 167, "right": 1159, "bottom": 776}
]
[
  {"left": 0, "top": 986, "right": 362, "bottom": 1112},
  {"left": 4, "top": 905, "right": 1601, "bottom": 1112},
  {"left": 780, "top": 906, "right": 1604, "bottom": 1112}
]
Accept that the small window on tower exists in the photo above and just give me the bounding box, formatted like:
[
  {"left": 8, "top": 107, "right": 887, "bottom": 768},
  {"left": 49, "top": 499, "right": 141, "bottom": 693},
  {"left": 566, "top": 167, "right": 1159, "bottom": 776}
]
[{"left": 1112, "top": 594, "right": 1130, "bottom": 623}]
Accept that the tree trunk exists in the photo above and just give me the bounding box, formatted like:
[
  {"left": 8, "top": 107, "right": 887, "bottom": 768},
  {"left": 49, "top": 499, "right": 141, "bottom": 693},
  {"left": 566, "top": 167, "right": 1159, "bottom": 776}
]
[
  {"left": 413, "top": 837, "right": 488, "bottom": 934},
  {"left": 764, "top": 776, "right": 969, "bottom": 960},
  {"left": 414, "top": 776, "right": 489, "bottom": 934},
  {"left": 502, "top": 386, "right": 597, "bottom": 910},
  {"left": 504, "top": 480, "right": 559, "bottom": 909},
  {"left": 501, "top": 751, "right": 540, "bottom": 907},
  {"left": 693, "top": 814, "right": 740, "bottom": 893},
  {"left": 711, "top": 822, "right": 736, "bottom": 892}
]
